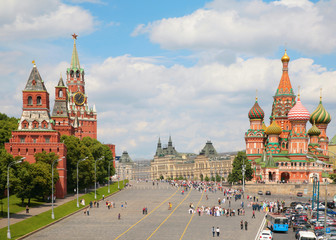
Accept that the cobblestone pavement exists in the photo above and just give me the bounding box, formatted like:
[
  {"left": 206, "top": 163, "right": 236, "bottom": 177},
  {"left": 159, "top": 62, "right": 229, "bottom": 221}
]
[{"left": 24, "top": 182, "right": 296, "bottom": 240}]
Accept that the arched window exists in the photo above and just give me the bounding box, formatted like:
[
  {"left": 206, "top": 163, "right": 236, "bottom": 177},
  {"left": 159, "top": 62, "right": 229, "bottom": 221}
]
[
  {"left": 59, "top": 90, "right": 63, "bottom": 98},
  {"left": 37, "top": 96, "right": 42, "bottom": 105},
  {"left": 28, "top": 96, "right": 33, "bottom": 105},
  {"left": 76, "top": 70, "right": 80, "bottom": 78},
  {"left": 70, "top": 70, "right": 74, "bottom": 78}
]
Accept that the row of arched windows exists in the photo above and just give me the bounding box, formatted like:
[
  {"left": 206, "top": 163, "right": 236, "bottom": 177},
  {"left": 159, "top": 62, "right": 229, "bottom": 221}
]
[
  {"left": 21, "top": 120, "right": 48, "bottom": 129},
  {"left": 69, "top": 70, "right": 84, "bottom": 80},
  {"left": 28, "top": 96, "right": 42, "bottom": 105},
  {"left": 14, "top": 147, "right": 60, "bottom": 155}
]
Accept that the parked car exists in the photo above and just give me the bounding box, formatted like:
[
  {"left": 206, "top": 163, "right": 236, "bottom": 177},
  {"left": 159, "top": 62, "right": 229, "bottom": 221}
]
[
  {"left": 266, "top": 191, "right": 271, "bottom": 195},
  {"left": 259, "top": 230, "right": 273, "bottom": 240},
  {"left": 258, "top": 191, "right": 263, "bottom": 195},
  {"left": 297, "top": 192, "right": 303, "bottom": 197}
]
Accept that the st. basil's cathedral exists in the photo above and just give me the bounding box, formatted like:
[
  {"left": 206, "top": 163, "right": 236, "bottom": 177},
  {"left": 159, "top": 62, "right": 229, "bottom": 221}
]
[
  {"left": 245, "top": 50, "right": 333, "bottom": 183},
  {"left": 4, "top": 35, "right": 113, "bottom": 198}
]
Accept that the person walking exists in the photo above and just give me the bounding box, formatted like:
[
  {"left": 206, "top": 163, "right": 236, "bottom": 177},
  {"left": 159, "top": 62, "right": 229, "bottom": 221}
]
[
  {"left": 212, "top": 226, "right": 215, "bottom": 237},
  {"left": 245, "top": 220, "right": 248, "bottom": 230},
  {"left": 240, "top": 220, "right": 243, "bottom": 230},
  {"left": 216, "top": 227, "right": 220, "bottom": 237},
  {"left": 118, "top": 213, "right": 121, "bottom": 220},
  {"left": 252, "top": 210, "right": 255, "bottom": 218},
  {"left": 87, "top": 207, "right": 90, "bottom": 216},
  {"left": 26, "top": 205, "right": 29, "bottom": 214}
]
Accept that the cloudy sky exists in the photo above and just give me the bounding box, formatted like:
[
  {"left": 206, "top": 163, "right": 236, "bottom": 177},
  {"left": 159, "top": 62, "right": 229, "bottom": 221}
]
[{"left": 1, "top": 0, "right": 336, "bottom": 159}]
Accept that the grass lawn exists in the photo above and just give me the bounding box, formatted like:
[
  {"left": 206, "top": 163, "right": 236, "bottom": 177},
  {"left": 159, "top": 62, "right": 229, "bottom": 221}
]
[
  {"left": 0, "top": 181, "right": 126, "bottom": 239},
  {"left": 0, "top": 195, "right": 45, "bottom": 219}
]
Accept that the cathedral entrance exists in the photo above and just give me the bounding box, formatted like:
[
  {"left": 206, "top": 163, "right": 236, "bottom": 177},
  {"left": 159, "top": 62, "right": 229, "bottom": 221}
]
[
  {"left": 281, "top": 172, "right": 290, "bottom": 183},
  {"left": 268, "top": 172, "right": 273, "bottom": 181}
]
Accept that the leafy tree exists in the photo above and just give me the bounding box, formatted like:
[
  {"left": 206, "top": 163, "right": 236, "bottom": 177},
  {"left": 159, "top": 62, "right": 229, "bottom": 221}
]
[
  {"left": 329, "top": 173, "right": 336, "bottom": 183},
  {"left": 0, "top": 113, "right": 19, "bottom": 149},
  {"left": 200, "top": 174, "right": 203, "bottom": 181},
  {"left": 16, "top": 152, "right": 59, "bottom": 204},
  {"left": 204, "top": 175, "right": 210, "bottom": 182},
  {"left": 211, "top": 176, "right": 215, "bottom": 182},
  {"left": 159, "top": 175, "right": 164, "bottom": 180},
  {"left": 215, "top": 174, "right": 221, "bottom": 182},
  {"left": 228, "top": 151, "right": 253, "bottom": 184}
]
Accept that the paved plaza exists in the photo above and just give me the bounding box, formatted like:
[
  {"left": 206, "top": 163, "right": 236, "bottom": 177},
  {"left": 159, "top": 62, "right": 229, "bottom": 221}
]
[{"left": 24, "top": 181, "right": 295, "bottom": 240}]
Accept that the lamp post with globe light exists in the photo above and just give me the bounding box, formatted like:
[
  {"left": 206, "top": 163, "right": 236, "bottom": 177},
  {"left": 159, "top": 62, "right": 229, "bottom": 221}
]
[
  {"left": 7, "top": 157, "right": 25, "bottom": 239},
  {"left": 77, "top": 157, "right": 88, "bottom": 207},
  {"left": 95, "top": 156, "right": 104, "bottom": 199}
]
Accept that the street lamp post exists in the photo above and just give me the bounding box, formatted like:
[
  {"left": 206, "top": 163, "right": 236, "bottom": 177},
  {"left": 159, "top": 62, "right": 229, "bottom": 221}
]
[
  {"left": 7, "top": 158, "right": 24, "bottom": 239},
  {"left": 242, "top": 157, "right": 246, "bottom": 195},
  {"left": 51, "top": 157, "right": 64, "bottom": 219},
  {"left": 77, "top": 157, "right": 88, "bottom": 207},
  {"left": 108, "top": 158, "right": 113, "bottom": 194},
  {"left": 117, "top": 166, "right": 120, "bottom": 189},
  {"left": 123, "top": 166, "right": 125, "bottom": 187},
  {"left": 95, "top": 156, "right": 104, "bottom": 199},
  {"left": 307, "top": 154, "right": 331, "bottom": 236}
]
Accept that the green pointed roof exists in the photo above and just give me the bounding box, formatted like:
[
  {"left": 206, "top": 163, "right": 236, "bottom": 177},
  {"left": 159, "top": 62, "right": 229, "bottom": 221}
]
[
  {"left": 70, "top": 38, "right": 80, "bottom": 70},
  {"left": 329, "top": 134, "right": 336, "bottom": 145},
  {"left": 309, "top": 98, "right": 331, "bottom": 124},
  {"left": 308, "top": 123, "right": 321, "bottom": 136}
]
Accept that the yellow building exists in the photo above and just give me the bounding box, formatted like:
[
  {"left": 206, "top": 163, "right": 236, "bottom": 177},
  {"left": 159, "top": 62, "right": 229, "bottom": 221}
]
[{"left": 151, "top": 137, "right": 234, "bottom": 181}]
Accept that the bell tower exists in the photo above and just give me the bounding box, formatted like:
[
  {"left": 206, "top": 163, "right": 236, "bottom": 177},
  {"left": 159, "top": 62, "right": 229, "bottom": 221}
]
[{"left": 66, "top": 34, "right": 97, "bottom": 139}]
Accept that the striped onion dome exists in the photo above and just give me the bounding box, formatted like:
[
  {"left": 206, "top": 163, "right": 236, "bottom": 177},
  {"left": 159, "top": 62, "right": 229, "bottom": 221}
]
[
  {"left": 262, "top": 121, "right": 267, "bottom": 131},
  {"left": 265, "top": 120, "right": 282, "bottom": 135},
  {"left": 248, "top": 100, "right": 264, "bottom": 119},
  {"left": 288, "top": 97, "right": 310, "bottom": 121},
  {"left": 309, "top": 99, "right": 331, "bottom": 124},
  {"left": 308, "top": 123, "right": 321, "bottom": 136}
]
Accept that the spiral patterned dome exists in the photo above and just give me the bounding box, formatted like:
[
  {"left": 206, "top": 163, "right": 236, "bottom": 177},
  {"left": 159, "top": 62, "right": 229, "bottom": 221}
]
[
  {"left": 248, "top": 100, "right": 264, "bottom": 119},
  {"left": 265, "top": 120, "right": 282, "bottom": 135},
  {"left": 288, "top": 97, "right": 310, "bottom": 121},
  {"left": 309, "top": 100, "right": 331, "bottom": 124},
  {"left": 308, "top": 123, "right": 321, "bottom": 136}
]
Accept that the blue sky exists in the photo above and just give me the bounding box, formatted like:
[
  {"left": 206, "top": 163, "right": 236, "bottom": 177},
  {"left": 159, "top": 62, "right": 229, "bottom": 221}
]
[{"left": 1, "top": 0, "right": 336, "bottom": 159}]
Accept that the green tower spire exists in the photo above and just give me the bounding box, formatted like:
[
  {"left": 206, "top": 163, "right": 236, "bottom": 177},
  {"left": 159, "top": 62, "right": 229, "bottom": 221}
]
[{"left": 70, "top": 33, "right": 80, "bottom": 70}]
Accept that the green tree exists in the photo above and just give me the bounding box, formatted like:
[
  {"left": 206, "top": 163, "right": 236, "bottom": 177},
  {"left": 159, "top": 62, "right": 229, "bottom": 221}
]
[
  {"left": 228, "top": 151, "right": 253, "bottom": 184},
  {"left": 329, "top": 173, "right": 336, "bottom": 183},
  {"left": 204, "top": 175, "right": 210, "bottom": 182},
  {"left": 200, "top": 174, "right": 203, "bottom": 181},
  {"left": 0, "top": 113, "right": 19, "bottom": 149},
  {"left": 215, "top": 174, "right": 221, "bottom": 182}
]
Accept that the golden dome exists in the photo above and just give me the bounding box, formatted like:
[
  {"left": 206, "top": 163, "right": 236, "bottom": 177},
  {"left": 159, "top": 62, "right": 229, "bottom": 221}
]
[
  {"left": 265, "top": 120, "right": 282, "bottom": 135},
  {"left": 281, "top": 49, "right": 290, "bottom": 62}
]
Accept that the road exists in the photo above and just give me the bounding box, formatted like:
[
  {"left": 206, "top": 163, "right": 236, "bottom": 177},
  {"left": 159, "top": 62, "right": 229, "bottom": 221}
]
[{"left": 24, "top": 181, "right": 296, "bottom": 240}]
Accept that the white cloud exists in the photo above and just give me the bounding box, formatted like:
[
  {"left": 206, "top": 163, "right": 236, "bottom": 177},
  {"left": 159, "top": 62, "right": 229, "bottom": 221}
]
[
  {"left": 0, "top": 0, "right": 97, "bottom": 42},
  {"left": 82, "top": 54, "right": 336, "bottom": 158},
  {"left": 132, "top": 0, "right": 336, "bottom": 55}
]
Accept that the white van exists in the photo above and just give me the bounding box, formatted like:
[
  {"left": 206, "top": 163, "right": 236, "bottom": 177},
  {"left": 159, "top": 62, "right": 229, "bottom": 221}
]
[{"left": 298, "top": 231, "right": 316, "bottom": 240}]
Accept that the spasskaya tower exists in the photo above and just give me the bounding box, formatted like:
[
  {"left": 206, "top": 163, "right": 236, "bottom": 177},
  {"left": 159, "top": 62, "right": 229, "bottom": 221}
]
[{"left": 64, "top": 34, "right": 97, "bottom": 139}]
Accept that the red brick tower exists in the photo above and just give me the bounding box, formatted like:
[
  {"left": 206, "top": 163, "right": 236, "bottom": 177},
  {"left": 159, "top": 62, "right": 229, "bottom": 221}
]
[
  {"left": 5, "top": 62, "right": 67, "bottom": 198},
  {"left": 51, "top": 76, "right": 74, "bottom": 136},
  {"left": 245, "top": 95, "right": 266, "bottom": 159},
  {"left": 66, "top": 34, "right": 97, "bottom": 139},
  {"left": 270, "top": 50, "right": 296, "bottom": 151}
]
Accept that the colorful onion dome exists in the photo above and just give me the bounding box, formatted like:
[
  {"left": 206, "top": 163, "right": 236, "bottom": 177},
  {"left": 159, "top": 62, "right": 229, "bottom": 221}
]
[
  {"left": 265, "top": 120, "right": 282, "bottom": 135},
  {"left": 308, "top": 123, "right": 321, "bottom": 136},
  {"left": 262, "top": 121, "right": 267, "bottom": 131},
  {"left": 309, "top": 97, "right": 331, "bottom": 124},
  {"left": 248, "top": 99, "right": 264, "bottom": 119},
  {"left": 288, "top": 97, "right": 310, "bottom": 121},
  {"left": 281, "top": 49, "right": 290, "bottom": 62}
]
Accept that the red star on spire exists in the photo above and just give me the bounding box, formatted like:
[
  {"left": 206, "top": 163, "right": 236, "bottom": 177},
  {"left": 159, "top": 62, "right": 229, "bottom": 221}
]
[{"left": 72, "top": 33, "right": 78, "bottom": 39}]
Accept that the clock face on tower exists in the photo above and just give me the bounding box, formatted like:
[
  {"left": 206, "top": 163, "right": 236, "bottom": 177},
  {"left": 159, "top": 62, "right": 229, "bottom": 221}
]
[{"left": 74, "top": 92, "right": 85, "bottom": 106}]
